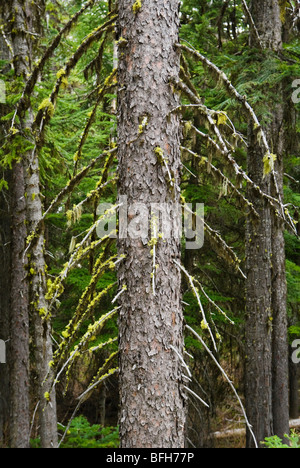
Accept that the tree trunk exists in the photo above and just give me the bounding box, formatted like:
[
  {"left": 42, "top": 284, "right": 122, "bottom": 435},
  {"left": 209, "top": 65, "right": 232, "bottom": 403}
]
[
  {"left": 289, "top": 341, "right": 299, "bottom": 420},
  {"left": 9, "top": 160, "right": 30, "bottom": 448},
  {"left": 0, "top": 182, "right": 11, "bottom": 446},
  {"left": 4, "top": 0, "right": 58, "bottom": 447},
  {"left": 270, "top": 101, "right": 289, "bottom": 441},
  {"left": 245, "top": 0, "right": 290, "bottom": 446},
  {"left": 117, "top": 0, "right": 186, "bottom": 448},
  {"left": 2, "top": 0, "right": 31, "bottom": 448},
  {"left": 245, "top": 122, "right": 273, "bottom": 447},
  {"left": 249, "top": 0, "right": 282, "bottom": 50},
  {"left": 0, "top": 24, "right": 12, "bottom": 447}
]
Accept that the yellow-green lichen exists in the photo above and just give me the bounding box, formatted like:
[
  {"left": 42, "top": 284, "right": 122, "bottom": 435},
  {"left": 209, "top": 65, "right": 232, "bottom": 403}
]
[
  {"left": 38, "top": 98, "right": 55, "bottom": 117},
  {"left": 56, "top": 69, "right": 68, "bottom": 88},
  {"left": 132, "top": 0, "right": 142, "bottom": 14}
]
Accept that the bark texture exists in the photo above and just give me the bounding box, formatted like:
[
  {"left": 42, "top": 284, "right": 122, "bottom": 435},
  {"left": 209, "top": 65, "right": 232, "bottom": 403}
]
[
  {"left": 245, "top": 0, "right": 290, "bottom": 446},
  {"left": 270, "top": 100, "right": 289, "bottom": 441},
  {"left": 117, "top": 0, "right": 186, "bottom": 448},
  {"left": 0, "top": 24, "right": 11, "bottom": 447},
  {"left": 249, "top": 0, "right": 282, "bottom": 50},
  {"left": 3, "top": 0, "right": 32, "bottom": 448},
  {"left": 3, "top": 0, "right": 57, "bottom": 447},
  {"left": 245, "top": 123, "right": 273, "bottom": 447},
  {"left": 0, "top": 184, "right": 10, "bottom": 446},
  {"left": 26, "top": 144, "right": 58, "bottom": 448},
  {"left": 9, "top": 160, "right": 30, "bottom": 448}
]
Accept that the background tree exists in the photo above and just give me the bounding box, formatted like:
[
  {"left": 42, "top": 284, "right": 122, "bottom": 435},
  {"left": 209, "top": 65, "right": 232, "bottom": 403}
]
[
  {"left": 0, "top": 8, "right": 12, "bottom": 446},
  {"left": 245, "top": 0, "right": 292, "bottom": 446},
  {"left": 0, "top": 0, "right": 58, "bottom": 448}
]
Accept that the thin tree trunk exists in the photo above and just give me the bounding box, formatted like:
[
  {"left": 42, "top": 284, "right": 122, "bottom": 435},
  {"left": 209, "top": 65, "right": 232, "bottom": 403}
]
[
  {"left": 245, "top": 0, "right": 290, "bottom": 445},
  {"left": 289, "top": 341, "right": 299, "bottom": 420},
  {"left": 117, "top": 0, "right": 186, "bottom": 448},
  {"left": 9, "top": 160, "right": 30, "bottom": 448},
  {"left": 27, "top": 172, "right": 58, "bottom": 447},
  {"left": 245, "top": 121, "right": 273, "bottom": 447},
  {"left": 270, "top": 104, "right": 289, "bottom": 440}
]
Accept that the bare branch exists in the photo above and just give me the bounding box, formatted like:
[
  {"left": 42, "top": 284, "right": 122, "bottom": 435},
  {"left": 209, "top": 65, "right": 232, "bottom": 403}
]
[
  {"left": 241, "top": 0, "right": 263, "bottom": 49},
  {"left": 185, "top": 324, "right": 258, "bottom": 449}
]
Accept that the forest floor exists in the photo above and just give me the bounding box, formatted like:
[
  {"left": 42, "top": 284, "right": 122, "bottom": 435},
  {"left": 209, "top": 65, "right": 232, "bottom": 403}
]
[{"left": 210, "top": 395, "right": 300, "bottom": 448}]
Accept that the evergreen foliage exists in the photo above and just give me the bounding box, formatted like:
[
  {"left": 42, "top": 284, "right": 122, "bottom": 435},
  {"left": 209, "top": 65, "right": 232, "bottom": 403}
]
[{"left": 0, "top": 0, "right": 299, "bottom": 448}]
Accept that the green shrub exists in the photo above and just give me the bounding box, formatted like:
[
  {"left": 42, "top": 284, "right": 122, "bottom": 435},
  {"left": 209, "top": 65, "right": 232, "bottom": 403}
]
[
  {"left": 263, "top": 431, "right": 300, "bottom": 448},
  {"left": 31, "top": 416, "right": 119, "bottom": 448},
  {"left": 60, "top": 416, "right": 119, "bottom": 448}
]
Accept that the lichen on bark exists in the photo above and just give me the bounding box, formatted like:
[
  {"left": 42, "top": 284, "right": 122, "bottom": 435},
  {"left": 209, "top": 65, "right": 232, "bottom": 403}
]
[{"left": 117, "top": 0, "right": 186, "bottom": 449}]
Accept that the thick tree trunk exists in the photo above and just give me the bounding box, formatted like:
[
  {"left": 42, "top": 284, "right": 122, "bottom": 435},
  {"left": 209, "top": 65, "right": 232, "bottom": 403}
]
[
  {"left": 0, "top": 184, "right": 11, "bottom": 446},
  {"left": 0, "top": 26, "right": 12, "bottom": 448},
  {"left": 4, "top": 0, "right": 57, "bottom": 447},
  {"left": 249, "top": 0, "right": 282, "bottom": 50},
  {"left": 117, "top": 0, "right": 186, "bottom": 448},
  {"left": 2, "top": 0, "right": 31, "bottom": 448}
]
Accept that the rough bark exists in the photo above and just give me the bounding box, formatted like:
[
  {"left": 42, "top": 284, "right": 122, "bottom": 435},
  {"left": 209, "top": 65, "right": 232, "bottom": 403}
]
[
  {"left": 289, "top": 339, "right": 299, "bottom": 420},
  {"left": 0, "top": 184, "right": 10, "bottom": 446},
  {"left": 0, "top": 0, "right": 31, "bottom": 448},
  {"left": 117, "top": 0, "right": 186, "bottom": 448},
  {"left": 0, "top": 25, "right": 12, "bottom": 447},
  {"left": 245, "top": 122, "right": 273, "bottom": 447},
  {"left": 249, "top": 0, "right": 282, "bottom": 50},
  {"left": 245, "top": 0, "right": 290, "bottom": 446},
  {"left": 4, "top": 0, "right": 58, "bottom": 447},
  {"left": 270, "top": 100, "right": 289, "bottom": 440},
  {"left": 26, "top": 155, "right": 58, "bottom": 447},
  {"left": 9, "top": 160, "right": 30, "bottom": 448}
]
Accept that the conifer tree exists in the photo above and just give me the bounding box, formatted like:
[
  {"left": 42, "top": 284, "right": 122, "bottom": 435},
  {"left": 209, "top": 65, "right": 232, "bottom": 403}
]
[
  {"left": 0, "top": 0, "right": 57, "bottom": 448},
  {"left": 245, "top": 0, "right": 290, "bottom": 447},
  {"left": 117, "top": 0, "right": 186, "bottom": 448}
]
